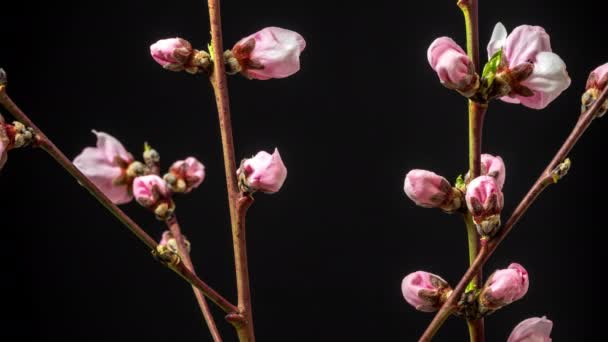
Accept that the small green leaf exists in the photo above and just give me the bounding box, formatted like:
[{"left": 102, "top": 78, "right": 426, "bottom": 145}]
[
  {"left": 465, "top": 281, "right": 477, "bottom": 293},
  {"left": 455, "top": 174, "right": 465, "bottom": 191},
  {"left": 481, "top": 49, "right": 502, "bottom": 87},
  {"left": 207, "top": 42, "right": 215, "bottom": 61}
]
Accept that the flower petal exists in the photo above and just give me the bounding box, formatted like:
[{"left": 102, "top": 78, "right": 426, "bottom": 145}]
[
  {"left": 487, "top": 22, "right": 508, "bottom": 59},
  {"left": 519, "top": 52, "right": 571, "bottom": 109}
]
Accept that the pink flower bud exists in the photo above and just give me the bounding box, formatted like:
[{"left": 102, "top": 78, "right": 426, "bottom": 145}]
[
  {"left": 167, "top": 157, "right": 205, "bottom": 193},
  {"left": 481, "top": 154, "right": 506, "bottom": 189},
  {"left": 150, "top": 38, "right": 193, "bottom": 71},
  {"left": 133, "top": 175, "right": 168, "bottom": 207},
  {"left": 481, "top": 263, "right": 529, "bottom": 309},
  {"left": 404, "top": 170, "right": 451, "bottom": 208},
  {"left": 232, "top": 27, "right": 306, "bottom": 80},
  {"left": 401, "top": 271, "right": 451, "bottom": 312},
  {"left": 488, "top": 23, "right": 570, "bottom": 109},
  {"left": 73, "top": 131, "right": 134, "bottom": 204},
  {"left": 159, "top": 231, "right": 191, "bottom": 254},
  {"left": 508, "top": 316, "right": 553, "bottom": 342},
  {"left": 466, "top": 175, "right": 504, "bottom": 236},
  {"left": 428, "top": 37, "right": 479, "bottom": 96},
  {"left": 586, "top": 63, "right": 608, "bottom": 91},
  {"left": 238, "top": 148, "right": 287, "bottom": 193},
  {"left": 0, "top": 122, "right": 8, "bottom": 171}
]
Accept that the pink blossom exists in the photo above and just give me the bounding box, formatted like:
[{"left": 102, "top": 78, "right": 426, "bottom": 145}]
[
  {"left": 401, "top": 271, "right": 450, "bottom": 312},
  {"left": 232, "top": 27, "right": 306, "bottom": 80},
  {"left": 488, "top": 23, "right": 570, "bottom": 109},
  {"left": 427, "top": 37, "right": 478, "bottom": 96},
  {"left": 586, "top": 62, "right": 608, "bottom": 91},
  {"left": 133, "top": 175, "right": 168, "bottom": 207},
  {"left": 466, "top": 175, "right": 503, "bottom": 218},
  {"left": 150, "top": 38, "right": 193, "bottom": 71},
  {"left": 481, "top": 154, "right": 506, "bottom": 189},
  {"left": 482, "top": 263, "right": 529, "bottom": 309},
  {"left": 404, "top": 170, "right": 452, "bottom": 208},
  {"left": 168, "top": 157, "right": 205, "bottom": 193},
  {"left": 238, "top": 148, "right": 287, "bottom": 193},
  {"left": 73, "top": 131, "right": 134, "bottom": 204},
  {"left": 508, "top": 317, "right": 553, "bottom": 342}
]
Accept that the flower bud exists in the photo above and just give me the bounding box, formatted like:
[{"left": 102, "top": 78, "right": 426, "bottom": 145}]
[
  {"left": 480, "top": 154, "right": 506, "bottom": 189},
  {"left": 150, "top": 38, "right": 194, "bottom": 72},
  {"left": 0, "top": 122, "right": 8, "bottom": 171},
  {"left": 73, "top": 131, "right": 134, "bottom": 204},
  {"left": 401, "top": 271, "right": 452, "bottom": 312},
  {"left": 488, "top": 22, "right": 570, "bottom": 109},
  {"left": 159, "top": 231, "right": 191, "bottom": 254},
  {"left": 480, "top": 263, "right": 529, "bottom": 310},
  {"left": 508, "top": 316, "right": 553, "bottom": 342},
  {"left": 237, "top": 148, "right": 287, "bottom": 193},
  {"left": 404, "top": 169, "right": 463, "bottom": 212},
  {"left": 166, "top": 157, "right": 205, "bottom": 193},
  {"left": 428, "top": 37, "right": 479, "bottom": 97},
  {"left": 133, "top": 175, "right": 174, "bottom": 220},
  {"left": 582, "top": 62, "right": 608, "bottom": 117},
  {"left": 466, "top": 175, "right": 504, "bottom": 236},
  {"left": 232, "top": 27, "right": 306, "bottom": 80}
]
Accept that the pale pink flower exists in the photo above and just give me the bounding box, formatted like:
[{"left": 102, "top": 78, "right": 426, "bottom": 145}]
[
  {"left": 401, "top": 271, "right": 451, "bottom": 312},
  {"left": 150, "top": 38, "right": 193, "bottom": 71},
  {"left": 466, "top": 175, "right": 503, "bottom": 218},
  {"left": 482, "top": 263, "right": 529, "bottom": 309},
  {"left": 168, "top": 157, "right": 205, "bottom": 193},
  {"left": 586, "top": 63, "right": 608, "bottom": 91},
  {"left": 73, "top": 131, "right": 134, "bottom": 204},
  {"left": 481, "top": 154, "right": 506, "bottom": 189},
  {"left": 508, "top": 317, "right": 553, "bottom": 342},
  {"left": 404, "top": 170, "right": 451, "bottom": 208},
  {"left": 427, "top": 37, "right": 478, "bottom": 96},
  {"left": 238, "top": 148, "right": 287, "bottom": 193},
  {"left": 133, "top": 175, "right": 168, "bottom": 207},
  {"left": 232, "top": 27, "right": 306, "bottom": 80},
  {"left": 488, "top": 23, "right": 570, "bottom": 109}
]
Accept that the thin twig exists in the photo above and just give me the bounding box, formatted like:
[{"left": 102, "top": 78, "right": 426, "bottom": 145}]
[
  {"left": 0, "top": 85, "right": 237, "bottom": 315},
  {"left": 167, "top": 216, "right": 223, "bottom": 342}
]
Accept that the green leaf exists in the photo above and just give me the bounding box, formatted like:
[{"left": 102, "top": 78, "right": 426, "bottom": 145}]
[
  {"left": 455, "top": 174, "right": 465, "bottom": 191},
  {"left": 481, "top": 48, "right": 502, "bottom": 87},
  {"left": 208, "top": 42, "right": 215, "bottom": 61}
]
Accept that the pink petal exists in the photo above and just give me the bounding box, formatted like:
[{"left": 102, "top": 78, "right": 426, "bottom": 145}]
[
  {"left": 404, "top": 169, "right": 450, "bottom": 208},
  {"left": 487, "top": 22, "right": 508, "bottom": 59},
  {"left": 517, "top": 52, "right": 570, "bottom": 109},
  {"left": 133, "top": 175, "right": 168, "bottom": 207},
  {"left": 242, "top": 148, "right": 288, "bottom": 193},
  {"left": 508, "top": 317, "right": 553, "bottom": 342},
  {"left": 503, "top": 25, "right": 551, "bottom": 67}
]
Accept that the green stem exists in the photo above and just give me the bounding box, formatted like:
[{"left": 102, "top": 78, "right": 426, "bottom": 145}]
[{"left": 0, "top": 85, "right": 238, "bottom": 315}]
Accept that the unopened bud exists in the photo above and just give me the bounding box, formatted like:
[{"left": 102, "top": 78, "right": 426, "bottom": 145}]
[
  {"left": 238, "top": 148, "right": 287, "bottom": 194},
  {"left": 466, "top": 176, "right": 504, "bottom": 236},
  {"left": 401, "top": 271, "right": 452, "bottom": 312},
  {"left": 480, "top": 263, "right": 529, "bottom": 311},
  {"left": 428, "top": 37, "right": 479, "bottom": 97},
  {"left": 582, "top": 62, "right": 608, "bottom": 117},
  {"left": 133, "top": 175, "right": 175, "bottom": 220},
  {"left": 166, "top": 157, "right": 205, "bottom": 194},
  {"left": 404, "top": 169, "right": 463, "bottom": 213}
]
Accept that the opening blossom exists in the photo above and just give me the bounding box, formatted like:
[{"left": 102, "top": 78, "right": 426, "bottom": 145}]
[
  {"left": 401, "top": 271, "right": 452, "bottom": 312},
  {"left": 466, "top": 175, "right": 504, "bottom": 236},
  {"left": 232, "top": 27, "right": 306, "bottom": 80},
  {"left": 488, "top": 23, "right": 571, "bottom": 109},
  {"left": 150, "top": 38, "right": 194, "bottom": 71},
  {"left": 427, "top": 37, "right": 479, "bottom": 97},
  {"left": 507, "top": 317, "right": 553, "bottom": 342},
  {"left": 480, "top": 263, "right": 529, "bottom": 310},
  {"left": 404, "top": 169, "right": 462, "bottom": 212},
  {"left": 165, "top": 157, "right": 206, "bottom": 193},
  {"left": 237, "top": 148, "right": 287, "bottom": 194},
  {"left": 73, "top": 131, "right": 135, "bottom": 204},
  {"left": 133, "top": 175, "right": 174, "bottom": 220},
  {"left": 582, "top": 62, "right": 608, "bottom": 117}
]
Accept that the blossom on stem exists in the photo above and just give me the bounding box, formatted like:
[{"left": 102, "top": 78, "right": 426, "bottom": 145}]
[
  {"left": 466, "top": 154, "right": 506, "bottom": 189},
  {"left": 231, "top": 27, "right": 306, "bottom": 80},
  {"left": 401, "top": 271, "right": 452, "bottom": 312},
  {"left": 238, "top": 148, "right": 287, "bottom": 194},
  {"left": 133, "top": 175, "right": 174, "bottom": 220},
  {"left": 404, "top": 169, "right": 462, "bottom": 212},
  {"left": 0, "top": 121, "right": 8, "bottom": 171},
  {"left": 427, "top": 37, "right": 479, "bottom": 97},
  {"left": 480, "top": 263, "right": 529, "bottom": 310},
  {"left": 507, "top": 317, "right": 553, "bottom": 342},
  {"left": 488, "top": 22, "right": 570, "bottom": 109},
  {"left": 150, "top": 38, "right": 194, "bottom": 72},
  {"left": 466, "top": 175, "right": 504, "bottom": 236},
  {"left": 582, "top": 62, "right": 608, "bottom": 117},
  {"left": 165, "top": 157, "right": 206, "bottom": 193},
  {"left": 73, "top": 131, "right": 135, "bottom": 204}
]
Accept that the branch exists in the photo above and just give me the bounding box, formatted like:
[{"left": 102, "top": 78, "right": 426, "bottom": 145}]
[{"left": 419, "top": 86, "right": 608, "bottom": 341}]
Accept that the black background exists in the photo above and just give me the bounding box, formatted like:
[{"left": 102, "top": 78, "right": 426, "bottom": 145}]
[{"left": 1, "top": 0, "right": 605, "bottom": 340}]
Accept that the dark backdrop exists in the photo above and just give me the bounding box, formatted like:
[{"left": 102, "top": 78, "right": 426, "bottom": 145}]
[{"left": 1, "top": 0, "right": 605, "bottom": 340}]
